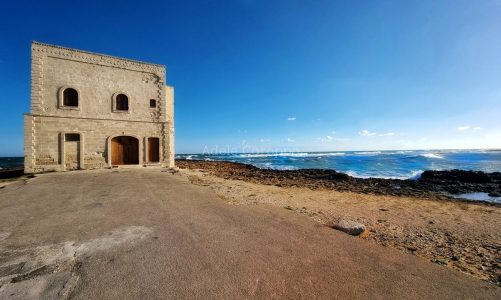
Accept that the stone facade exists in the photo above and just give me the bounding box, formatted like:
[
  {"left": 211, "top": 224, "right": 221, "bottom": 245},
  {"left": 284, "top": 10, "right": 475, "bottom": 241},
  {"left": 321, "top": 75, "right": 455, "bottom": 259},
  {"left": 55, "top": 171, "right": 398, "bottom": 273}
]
[{"left": 24, "top": 42, "right": 174, "bottom": 173}]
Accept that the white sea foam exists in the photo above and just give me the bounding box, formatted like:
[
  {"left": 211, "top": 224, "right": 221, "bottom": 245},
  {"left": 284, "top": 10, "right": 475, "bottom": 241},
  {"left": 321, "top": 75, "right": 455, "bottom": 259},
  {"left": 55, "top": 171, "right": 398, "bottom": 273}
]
[
  {"left": 420, "top": 153, "right": 443, "bottom": 159},
  {"left": 408, "top": 170, "right": 423, "bottom": 180},
  {"left": 395, "top": 150, "right": 414, "bottom": 154},
  {"left": 237, "top": 152, "right": 345, "bottom": 158},
  {"left": 346, "top": 170, "right": 423, "bottom": 180},
  {"left": 272, "top": 165, "right": 299, "bottom": 170},
  {"left": 353, "top": 151, "right": 382, "bottom": 155}
]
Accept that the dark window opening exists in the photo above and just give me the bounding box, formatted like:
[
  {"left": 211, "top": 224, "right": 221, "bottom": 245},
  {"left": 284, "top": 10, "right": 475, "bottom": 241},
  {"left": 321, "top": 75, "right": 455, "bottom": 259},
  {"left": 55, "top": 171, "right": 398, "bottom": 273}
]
[
  {"left": 63, "top": 88, "right": 78, "bottom": 107},
  {"left": 150, "top": 99, "right": 156, "bottom": 108},
  {"left": 65, "top": 133, "right": 80, "bottom": 142},
  {"left": 116, "top": 94, "right": 129, "bottom": 111}
]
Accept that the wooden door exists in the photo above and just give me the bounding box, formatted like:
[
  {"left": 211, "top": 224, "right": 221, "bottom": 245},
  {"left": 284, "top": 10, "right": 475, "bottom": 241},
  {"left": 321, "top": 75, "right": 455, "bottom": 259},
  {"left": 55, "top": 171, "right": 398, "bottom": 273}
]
[
  {"left": 111, "top": 137, "right": 123, "bottom": 165},
  {"left": 123, "top": 137, "right": 139, "bottom": 164},
  {"left": 148, "top": 137, "right": 160, "bottom": 163},
  {"left": 111, "top": 136, "right": 139, "bottom": 165}
]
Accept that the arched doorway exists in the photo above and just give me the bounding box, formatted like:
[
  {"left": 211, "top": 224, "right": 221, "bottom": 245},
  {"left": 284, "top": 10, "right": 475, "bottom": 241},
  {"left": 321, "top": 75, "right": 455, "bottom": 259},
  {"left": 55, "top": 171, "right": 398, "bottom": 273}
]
[{"left": 111, "top": 136, "right": 139, "bottom": 165}]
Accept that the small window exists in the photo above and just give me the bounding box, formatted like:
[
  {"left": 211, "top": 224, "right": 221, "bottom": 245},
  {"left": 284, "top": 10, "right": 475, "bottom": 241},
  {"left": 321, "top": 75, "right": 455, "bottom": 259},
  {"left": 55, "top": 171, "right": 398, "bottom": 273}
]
[
  {"left": 116, "top": 94, "right": 129, "bottom": 111},
  {"left": 150, "top": 99, "right": 156, "bottom": 108},
  {"left": 63, "top": 88, "right": 78, "bottom": 107},
  {"left": 65, "top": 133, "right": 80, "bottom": 142}
]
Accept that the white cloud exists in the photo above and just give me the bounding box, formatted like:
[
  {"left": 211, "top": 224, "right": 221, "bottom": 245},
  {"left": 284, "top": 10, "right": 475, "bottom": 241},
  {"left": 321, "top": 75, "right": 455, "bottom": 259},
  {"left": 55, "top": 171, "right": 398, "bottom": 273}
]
[
  {"left": 287, "top": 117, "right": 296, "bottom": 121},
  {"left": 287, "top": 138, "right": 294, "bottom": 142},
  {"left": 359, "top": 130, "right": 376, "bottom": 137},
  {"left": 379, "top": 132, "right": 395, "bottom": 137},
  {"left": 457, "top": 125, "right": 483, "bottom": 131},
  {"left": 317, "top": 135, "right": 335, "bottom": 142}
]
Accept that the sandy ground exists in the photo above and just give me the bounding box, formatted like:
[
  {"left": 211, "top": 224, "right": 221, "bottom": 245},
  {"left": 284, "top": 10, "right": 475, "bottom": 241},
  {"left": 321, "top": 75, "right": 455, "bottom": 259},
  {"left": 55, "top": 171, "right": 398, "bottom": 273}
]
[
  {"left": 0, "top": 168, "right": 499, "bottom": 299},
  {"left": 181, "top": 168, "right": 501, "bottom": 285}
]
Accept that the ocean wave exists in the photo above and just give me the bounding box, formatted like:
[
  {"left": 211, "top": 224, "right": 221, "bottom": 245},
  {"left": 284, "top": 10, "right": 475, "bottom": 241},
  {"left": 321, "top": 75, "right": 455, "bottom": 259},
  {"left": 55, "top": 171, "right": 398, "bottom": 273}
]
[
  {"left": 236, "top": 152, "right": 345, "bottom": 158},
  {"left": 353, "top": 151, "right": 382, "bottom": 155},
  {"left": 346, "top": 170, "right": 423, "bottom": 180},
  {"left": 253, "top": 162, "right": 298, "bottom": 170},
  {"left": 408, "top": 170, "right": 423, "bottom": 180},
  {"left": 271, "top": 165, "right": 299, "bottom": 170},
  {"left": 420, "top": 153, "right": 444, "bottom": 159},
  {"left": 395, "top": 150, "right": 414, "bottom": 154}
]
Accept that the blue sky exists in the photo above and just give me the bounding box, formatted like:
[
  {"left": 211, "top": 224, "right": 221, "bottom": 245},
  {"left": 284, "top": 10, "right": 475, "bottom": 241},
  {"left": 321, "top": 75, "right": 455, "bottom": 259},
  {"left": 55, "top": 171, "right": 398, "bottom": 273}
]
[{"left": 1, "top": 0, "right": 501, "bottom": 156}]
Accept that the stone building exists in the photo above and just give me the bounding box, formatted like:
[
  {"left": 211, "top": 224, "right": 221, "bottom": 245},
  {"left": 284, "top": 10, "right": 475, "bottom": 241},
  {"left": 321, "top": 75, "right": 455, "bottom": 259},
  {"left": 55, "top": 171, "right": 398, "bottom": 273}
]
[{"left": 24, "top": 42, "right": 174, "bottom": 173}]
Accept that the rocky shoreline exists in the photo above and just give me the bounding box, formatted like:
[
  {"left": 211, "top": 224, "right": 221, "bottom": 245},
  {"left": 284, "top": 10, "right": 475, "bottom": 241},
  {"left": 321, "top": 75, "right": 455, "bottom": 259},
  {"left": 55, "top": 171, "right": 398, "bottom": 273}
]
[
  {"left": 0, "top": 167, "right": 24, "bottom": 180},
  {"left": 176, "top": 160, "right": 501, "bottom": 205}
]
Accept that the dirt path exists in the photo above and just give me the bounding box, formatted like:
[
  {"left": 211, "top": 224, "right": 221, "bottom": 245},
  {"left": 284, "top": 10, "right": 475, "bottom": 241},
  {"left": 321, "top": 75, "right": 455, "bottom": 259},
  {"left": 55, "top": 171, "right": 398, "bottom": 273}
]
[
  {"left": 0, "top": 169, "right": 499, "bottom": 299},
  {"left": 182, "top": 167, "right": 501, "bottom": 285}
]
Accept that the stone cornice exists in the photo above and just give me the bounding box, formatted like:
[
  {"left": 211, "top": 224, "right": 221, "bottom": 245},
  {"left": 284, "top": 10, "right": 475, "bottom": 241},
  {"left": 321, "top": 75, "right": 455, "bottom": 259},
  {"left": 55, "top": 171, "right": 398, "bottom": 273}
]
[{"left": 32, "top": 41, "right": 166, "bottom": 77}]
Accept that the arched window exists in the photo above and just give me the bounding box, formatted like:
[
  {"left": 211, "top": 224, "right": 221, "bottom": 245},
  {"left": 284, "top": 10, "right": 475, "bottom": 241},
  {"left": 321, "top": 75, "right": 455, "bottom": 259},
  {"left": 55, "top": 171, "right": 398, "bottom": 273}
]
[
  {"left": 116, "top": 94, "right": 129, "bottom": 111},
  {"left": 63, "top": 88, "right": 78, "bottom": 107}
]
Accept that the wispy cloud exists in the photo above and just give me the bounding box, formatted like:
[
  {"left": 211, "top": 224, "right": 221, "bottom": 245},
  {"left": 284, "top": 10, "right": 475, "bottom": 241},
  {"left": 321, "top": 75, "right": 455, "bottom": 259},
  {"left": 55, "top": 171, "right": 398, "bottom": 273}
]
[
  {"left": 287, "top": 138, "right": 294, "bottom": 142},
  {"left": 287, "top": 117, "right": 296, "bottom": 121},
  {"left": 457, "top": 125, "right": 482, "bottom": 131},
  {"left": 359, "top": 130, "right": 376, "bottom": 137},
  {"left": 359, "top": 129, "right": 395, "bottom": 137},
  {"left": 379, "top": 132, "right": 395, "bottom": 136},
  {"left": 317, "top": 135, "right": 335, "bottom": 142}
]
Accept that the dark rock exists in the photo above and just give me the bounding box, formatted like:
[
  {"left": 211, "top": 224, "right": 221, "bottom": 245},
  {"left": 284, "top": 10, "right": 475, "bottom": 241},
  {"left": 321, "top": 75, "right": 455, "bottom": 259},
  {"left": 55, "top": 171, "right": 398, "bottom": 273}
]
[
  {"left": 420, "top": 169, "right": 492, "bottom": 184},
  {"left": 0, "top": 167, "right": 24, "bottom": 179}
]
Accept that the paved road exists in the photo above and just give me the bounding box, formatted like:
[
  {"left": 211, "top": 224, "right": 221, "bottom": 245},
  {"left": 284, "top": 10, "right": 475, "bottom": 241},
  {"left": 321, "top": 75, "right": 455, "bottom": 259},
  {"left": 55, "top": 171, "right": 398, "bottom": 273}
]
[{"left": 0, "top": 169, "right": 499, "bottom": 299}]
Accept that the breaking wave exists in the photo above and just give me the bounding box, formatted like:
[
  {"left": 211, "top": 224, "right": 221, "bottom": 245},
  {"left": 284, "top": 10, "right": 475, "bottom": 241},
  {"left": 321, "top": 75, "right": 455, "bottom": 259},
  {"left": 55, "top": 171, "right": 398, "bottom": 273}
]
[
  {"left": 346, "top": 170, "right": 423, "bottom": 180},
  {"left": 419, "top": 153, "right": 444, "bottom": 159},
  {"left": 236, "top": 152, "right": 345, "bottom": 158}
]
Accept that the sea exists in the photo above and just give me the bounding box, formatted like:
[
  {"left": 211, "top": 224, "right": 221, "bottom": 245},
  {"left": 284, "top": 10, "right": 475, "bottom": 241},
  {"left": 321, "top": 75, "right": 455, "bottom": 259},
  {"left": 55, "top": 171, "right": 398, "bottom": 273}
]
[
  {"left": 0, "top": 157, "right": 24, "bottom": 170},
  {"left": 176, "top": 149, "right": 501, "bottom": 180},
  {"left": 2, "top": 150, "right": 501, "bottom": 179}
]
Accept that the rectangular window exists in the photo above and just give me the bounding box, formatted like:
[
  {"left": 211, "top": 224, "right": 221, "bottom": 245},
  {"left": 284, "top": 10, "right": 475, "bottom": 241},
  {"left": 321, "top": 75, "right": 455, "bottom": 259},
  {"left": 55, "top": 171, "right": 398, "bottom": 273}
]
[
  {"left": 65, "top": 133, "right": 80, "bottom": 142},
  {"left": 150, "top": 99, "right": 156, "bottom": 108}
]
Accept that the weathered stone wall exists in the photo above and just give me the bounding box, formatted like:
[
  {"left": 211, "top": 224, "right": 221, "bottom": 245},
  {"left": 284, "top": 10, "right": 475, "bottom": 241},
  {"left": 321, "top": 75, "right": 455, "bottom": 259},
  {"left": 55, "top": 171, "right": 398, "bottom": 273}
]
[
  {"left": 25, "top": 115, "right": 166, "bottom": 173},
  {"left": 25, "top": 42, "right": 174, "bottom": 173}
]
